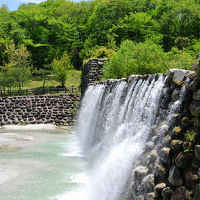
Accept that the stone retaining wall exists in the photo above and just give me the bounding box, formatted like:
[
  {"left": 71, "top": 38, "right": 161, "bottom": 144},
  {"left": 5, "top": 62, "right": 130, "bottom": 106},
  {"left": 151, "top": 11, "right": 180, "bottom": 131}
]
[
  {"left": 81, "top": 58, "right": 108, "bottom": 95},
  {"left": 0, "top": 94, "right": 80, "bottom": 126}
]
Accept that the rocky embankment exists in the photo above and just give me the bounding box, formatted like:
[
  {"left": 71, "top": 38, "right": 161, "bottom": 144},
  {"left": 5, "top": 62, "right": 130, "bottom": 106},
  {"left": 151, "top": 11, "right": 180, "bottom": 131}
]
[
  {"left": 159, "top": 69, "right": 200, "bottom": 200},
  {"left": 129, "top": 69, "right": 200, "bottom": 200},
  {"left": 0, "top": 94, "right": 80, "bottom": 126}
]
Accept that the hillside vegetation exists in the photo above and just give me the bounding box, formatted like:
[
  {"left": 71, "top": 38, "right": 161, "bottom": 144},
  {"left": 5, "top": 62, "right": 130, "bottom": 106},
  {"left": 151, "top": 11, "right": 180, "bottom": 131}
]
[{"left": 0, "top": 0, "right": 200, "bottom": 86}]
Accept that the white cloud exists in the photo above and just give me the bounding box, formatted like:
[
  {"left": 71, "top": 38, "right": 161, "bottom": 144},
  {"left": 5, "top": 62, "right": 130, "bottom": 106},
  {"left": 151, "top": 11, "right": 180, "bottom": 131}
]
[{"left": 19, "top": 0, "right": 44, "bottom": 4}]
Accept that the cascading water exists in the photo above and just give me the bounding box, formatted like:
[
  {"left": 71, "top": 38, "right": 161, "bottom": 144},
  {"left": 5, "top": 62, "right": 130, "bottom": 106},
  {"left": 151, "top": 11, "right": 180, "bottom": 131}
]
[{"left": 72, "top": 74, "right": 186, "bottom": 200}]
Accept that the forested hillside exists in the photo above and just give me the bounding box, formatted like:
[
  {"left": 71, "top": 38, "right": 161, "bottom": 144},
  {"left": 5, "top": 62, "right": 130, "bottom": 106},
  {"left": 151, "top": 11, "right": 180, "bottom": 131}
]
[{"left": 1, "top": 0, "right": 200, "bottom": 81}]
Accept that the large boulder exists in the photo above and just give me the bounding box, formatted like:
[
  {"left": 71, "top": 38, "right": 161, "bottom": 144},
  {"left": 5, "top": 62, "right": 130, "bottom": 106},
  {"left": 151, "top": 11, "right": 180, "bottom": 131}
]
[
  {"left": 144, "top": 192, "right": 155, "bottom": 200},
  {"left": 194, "top": 184, "right": 200, "bottom": 200},
  {"left": 160, "top": 147, "right": 171, "bottom": 164},
  {"left": 172, "top": 89, "right": 180, "bottom": 100},
  {"left": 175, "top": 152, "right": 193, "bottom": 168},
  {"left": 195, "top": 145, "right": 200, "bottom": 160},
  {"left": 185, "top": 171, "right": 198, "bottom": 187},
  {"left": 190, "top": 101, "right": 200, "bottom": 117},
  {"left": 185, "top": 77, "right": 199, "bottom": 91},
  {"left": 181, "top": 117, "right": 191, "bottom": 127},
  {"left": 142, "top": 174, "right": 155, "bottom": 193},
  {"left": 170, "top": 140, "right": 183, "bottom": 152},
  {"left": 155, "top": 162, "right": 168, "bottom": 177},
  {"left": 170, "top": 186, "right": 191, "bottom": 200},
  {"left": 134, "top": 166, "right": 149, "bottom": 182},
  {"left": 171, "top": 69, "right": 186, "bottom": 85},
  {"left": 162, "top": 187, "right": 173, "bottom": 200},
  {"left": 168, "top": 165, "right": 183, "bottom": 186},
  {"left": 193, "top": 89, "right": 200, "bottom": 100},
  {"left": 155, "top": 183, "right": 166, "bottom": 199}
]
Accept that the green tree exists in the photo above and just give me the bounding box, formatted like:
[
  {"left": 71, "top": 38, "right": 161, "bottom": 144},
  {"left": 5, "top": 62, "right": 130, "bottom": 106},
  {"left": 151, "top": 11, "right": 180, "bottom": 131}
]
[
  {"left": 0, "top": 41, "right": 31, "bottom": 90},
  {"left": 167, "top": 48, "right": 194, "bottom": 70},
  {"left": 52, "top": 51, "right": 73, "bottom": 87},
  {"left": 103, "top": 40, "right": 169, "bottom": 78}
]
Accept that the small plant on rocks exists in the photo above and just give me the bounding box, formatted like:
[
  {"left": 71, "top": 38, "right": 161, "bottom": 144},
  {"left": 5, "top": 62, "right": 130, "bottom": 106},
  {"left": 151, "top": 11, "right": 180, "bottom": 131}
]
[{"left": 184, "top": 131, "right": 197, "bottom": 143}]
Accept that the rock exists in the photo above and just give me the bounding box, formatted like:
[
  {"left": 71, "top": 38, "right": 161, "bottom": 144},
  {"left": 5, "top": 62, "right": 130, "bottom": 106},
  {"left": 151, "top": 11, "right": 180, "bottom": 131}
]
[
  {"left": 185, "top": 171, "right": 198, "bottom": 187},
  {"left": 170, "top": 186, "right": 191, "bottom": 200},
  {"left": 136, "top": 196, "right": 144, "bottom": 200},
  {"left": 145, "top": 142, "right": 154, "bottom": 151},
  {"left": 190, "top": 101, "right": 200, "bottom": 117},
  {"left": 195, "top": 145, "right": 200, "bottom": 160},
  {"left": 142, "top": 174, "right": 154, "bottom": 193},
  {"left": 170, "top": 140, "right": 183, "bottom": 152},
  {"left": 172, "top": 127, "right": 182, "bottom": 134},
  {"left": 162, "top": 187, "right": 173, "bottom": 200},
  {"left": 198, "top": 168, "right": 200, "bottom": 178},
  {"left": 155, "top": 183, "right": 166, "bottom": 199},
  {"left": 172, "top": 89, "right": 180, "bottom": 100},
  {"left": 160, "top": 123, "right": 169, "bottom": 134},
  {"left": 185, "top": 77, "right": 199, "bottom": 91},
  {"left": 134, "top": 166, "right": 149, "bottom": 182},
  {"left": 160, "top": 147, "right": 171, "bottom": 164},
  {"left": 168, "top": 165, "right": 183, "bottom": 186},
  {"left": 155, "top": 162, "right": 168, "bottom": 177},
  {"left": 182, "top": 117, "right": 191, "bottom": 127},
  {"left": 193, "top": 89, "right": 200, "bottom": 100},
  {"left": 149, "top": 150, "right": 159, "bottom": 163},
  {"left": 163, "top": 134, "right": 172, "bottom": 145},
  {"left": 127, "top": 193, "right": 134, "bottom": 200},
  {"left": 175, "top": 152, "right": 193, "bottom": 168},
  {"left": 192, "top": 158, "right": 200, "bottom": 169},
  {"left": 144, "top": 192, "right": 155, "bottom": 200},
  {"left": 194, "top": 184, "right": 200, "bottom": 200},
  {"left": 172, "top": 69, "right": 186, "bottom": 85},
  {"left": 187, "top": 70, "right": 198, "bottom": 79},
  {"left": 171, "top": 113, "right": 181, "bottom": 121}
]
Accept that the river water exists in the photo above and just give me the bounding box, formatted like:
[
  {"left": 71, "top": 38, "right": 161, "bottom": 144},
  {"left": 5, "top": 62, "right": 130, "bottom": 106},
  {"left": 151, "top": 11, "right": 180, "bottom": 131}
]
[{"left": 0, "top": 125, "right": 85, "bottom": 200}]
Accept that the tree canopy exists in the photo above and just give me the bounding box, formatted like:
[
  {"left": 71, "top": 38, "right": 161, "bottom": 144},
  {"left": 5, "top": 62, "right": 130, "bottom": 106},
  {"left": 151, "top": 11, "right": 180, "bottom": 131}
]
[{"left": 0, "top": 0, "right": 199, "bottom": 77}]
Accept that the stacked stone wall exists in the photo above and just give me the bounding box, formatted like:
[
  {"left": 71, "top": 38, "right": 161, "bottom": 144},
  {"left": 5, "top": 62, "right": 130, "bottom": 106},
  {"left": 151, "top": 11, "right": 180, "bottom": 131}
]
[
  {"left": 0, "top": 94, "right": 80, "bottom": 126},
  {"left": 81, "top": 58, "right": 109, "bottom": 95}
]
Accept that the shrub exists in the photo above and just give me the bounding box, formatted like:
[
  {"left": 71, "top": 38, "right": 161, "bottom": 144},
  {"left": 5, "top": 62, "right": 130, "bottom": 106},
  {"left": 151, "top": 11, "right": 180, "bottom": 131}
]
[
  {"left": 52, "top": 51, "right": 73, "bottom": 87},
  {"left": 102, "top": 40, "right": 169, "bottom": 79},
  {"left": 167, "top": 48, "right": 194, "bottom": 70}
]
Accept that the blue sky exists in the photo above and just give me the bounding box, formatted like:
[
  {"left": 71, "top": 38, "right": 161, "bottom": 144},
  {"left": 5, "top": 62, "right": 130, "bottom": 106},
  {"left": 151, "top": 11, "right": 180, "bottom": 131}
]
[{"left": 0, "top": 0, "right": 81, "bottom": 11}]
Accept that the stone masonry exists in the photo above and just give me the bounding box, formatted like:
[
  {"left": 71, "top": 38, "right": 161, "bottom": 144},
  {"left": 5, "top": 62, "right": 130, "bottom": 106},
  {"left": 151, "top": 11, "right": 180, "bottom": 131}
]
[
  {"left": 81, "top": 58, "right": 109, "bottom": 95},
  {"left": 0, "top": 94, "right": 80, "bottom": 126}
]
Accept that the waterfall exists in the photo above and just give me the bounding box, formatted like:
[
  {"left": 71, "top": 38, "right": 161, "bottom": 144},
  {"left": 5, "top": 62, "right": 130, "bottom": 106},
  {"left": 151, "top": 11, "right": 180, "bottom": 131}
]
[{"left": 74, "top": 75, "right": 185, "bottom": 200}]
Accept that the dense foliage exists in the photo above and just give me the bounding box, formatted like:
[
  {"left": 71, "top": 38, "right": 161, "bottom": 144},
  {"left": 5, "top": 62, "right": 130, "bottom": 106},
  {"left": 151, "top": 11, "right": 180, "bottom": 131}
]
[{"left": 0, "top": 0, "right": 199, "bottom": 81}]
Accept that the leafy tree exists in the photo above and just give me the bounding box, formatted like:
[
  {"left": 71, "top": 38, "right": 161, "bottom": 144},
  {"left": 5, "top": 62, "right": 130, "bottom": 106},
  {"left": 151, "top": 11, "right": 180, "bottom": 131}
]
[
  {"left": 52, "top": 51, "right": 73, "bottom": 87},
  {"left": 0, "top": 41, "right": 31, "bottom": 90},
  {"left": 103, "top": 40, "right": 169, "bottom": 78},
  {"left": 111, "top": 12, "right": 163, "bottom": 45},
  {"left": 167, "top": 48, "right": 194, "bottom": 70}
]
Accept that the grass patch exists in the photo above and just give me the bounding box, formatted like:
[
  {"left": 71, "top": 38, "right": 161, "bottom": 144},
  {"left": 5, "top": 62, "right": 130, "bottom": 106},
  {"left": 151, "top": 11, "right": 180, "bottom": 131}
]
[
  {"left": 66, "top": 70, "right": 82, "bottom": 88},
  {"left": 23, "top": 70, "right": 81, "bottom": 89}
]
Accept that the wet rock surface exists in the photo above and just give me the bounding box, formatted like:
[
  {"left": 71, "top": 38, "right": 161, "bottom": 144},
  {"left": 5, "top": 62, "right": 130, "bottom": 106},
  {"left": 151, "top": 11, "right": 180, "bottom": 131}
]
[
  {"left": 170, "top": 186, "right": 191, "bottom": 200},
  {"left": 168, "top": 165, "right": 183, "bottom": 187}
]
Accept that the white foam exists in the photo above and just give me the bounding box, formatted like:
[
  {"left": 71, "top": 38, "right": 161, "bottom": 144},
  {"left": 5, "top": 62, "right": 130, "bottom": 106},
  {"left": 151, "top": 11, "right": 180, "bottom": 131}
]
[{"left": 3, "top": 124, "right": 57, "bottom": 130}]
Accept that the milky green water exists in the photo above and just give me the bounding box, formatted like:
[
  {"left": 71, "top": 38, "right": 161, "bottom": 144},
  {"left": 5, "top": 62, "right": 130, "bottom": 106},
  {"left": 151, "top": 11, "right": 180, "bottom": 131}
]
[{"left": 0, "top": 126, "right": 85, "bottom": 200}]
